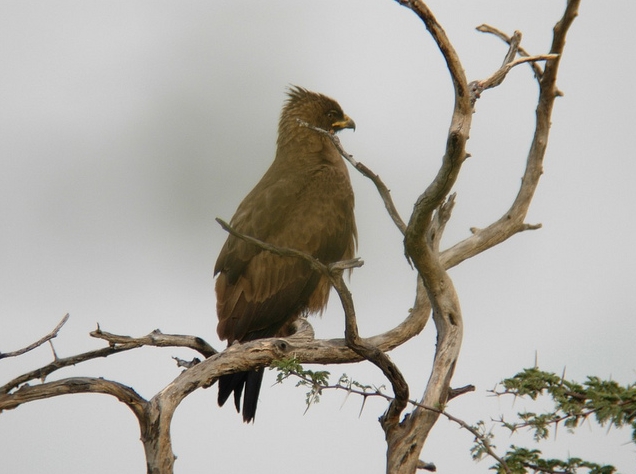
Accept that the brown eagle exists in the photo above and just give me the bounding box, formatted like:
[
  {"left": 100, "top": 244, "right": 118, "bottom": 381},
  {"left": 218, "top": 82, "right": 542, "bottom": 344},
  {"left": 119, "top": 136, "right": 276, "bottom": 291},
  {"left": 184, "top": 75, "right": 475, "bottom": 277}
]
[{"left": 214, "top": 86, "right": 357, "bottom": 422}]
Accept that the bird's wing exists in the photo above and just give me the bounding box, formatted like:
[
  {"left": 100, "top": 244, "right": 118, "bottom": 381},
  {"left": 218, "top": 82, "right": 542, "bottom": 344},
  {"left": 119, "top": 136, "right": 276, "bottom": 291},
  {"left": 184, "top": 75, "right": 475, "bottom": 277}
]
[
  {"left": 214, "top": 168, "right": 302, "bottom": 282},
  {"left": 215, "top": 163, "right": 356, "bottom": 343}
]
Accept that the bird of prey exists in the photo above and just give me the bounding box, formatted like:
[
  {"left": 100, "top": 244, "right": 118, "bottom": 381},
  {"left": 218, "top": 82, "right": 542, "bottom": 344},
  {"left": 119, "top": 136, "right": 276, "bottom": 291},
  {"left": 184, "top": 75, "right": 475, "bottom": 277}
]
[{"left": 214, "top": 86, "right": 357, "bottom": 422}]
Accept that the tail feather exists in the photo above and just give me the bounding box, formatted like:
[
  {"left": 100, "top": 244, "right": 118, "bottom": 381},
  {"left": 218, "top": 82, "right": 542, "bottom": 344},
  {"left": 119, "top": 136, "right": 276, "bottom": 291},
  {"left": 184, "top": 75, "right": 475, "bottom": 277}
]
[{"left": 218, "top": 369, "right": 264, "bottom": 423}]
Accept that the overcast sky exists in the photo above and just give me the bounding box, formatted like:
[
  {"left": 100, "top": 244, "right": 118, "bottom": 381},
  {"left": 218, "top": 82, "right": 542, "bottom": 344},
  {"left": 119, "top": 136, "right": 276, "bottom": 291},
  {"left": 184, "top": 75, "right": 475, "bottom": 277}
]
[{"left": 1, "top": 1, "right": 634, "bottom": 473}]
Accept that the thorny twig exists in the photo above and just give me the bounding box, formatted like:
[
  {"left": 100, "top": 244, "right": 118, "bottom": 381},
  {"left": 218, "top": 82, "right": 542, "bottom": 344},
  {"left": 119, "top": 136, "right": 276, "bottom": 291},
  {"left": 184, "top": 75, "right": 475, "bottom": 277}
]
[{"left": 284, "top": 369, "right": 508, "bottom": 473}]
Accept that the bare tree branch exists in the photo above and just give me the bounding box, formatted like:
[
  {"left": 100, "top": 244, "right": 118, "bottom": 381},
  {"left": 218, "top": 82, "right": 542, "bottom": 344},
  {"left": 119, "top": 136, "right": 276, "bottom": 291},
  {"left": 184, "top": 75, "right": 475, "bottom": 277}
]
[
  {"left": 387, "top": 2, "right": 472, "bottom": 472},
  {"left": 374, "top": 1, "right": 580, "bottom": 472},
  {"left": 329, "top": 262, "right": 410, "bottom": 428},
  {"left": 2, "top": 344, "right": 130, "bottom": 395},
  {"left": 0, "top": 313, "right": 69, "bottom": 360},
  {"left": 440, "top": 0, "right": 580, "bottom": 272},
  {"left": 296, "top": 119, "right": 407, "bottom": 234},
  {"left": 476, "top": 24, "right": 547, "bottom": 86},
  {"left": 216, "top": 217, "right": 364, "bottom": 276},
  {"left": 289, "top": 119, "right": 414, "bottom": 423},
  {"left": 91, "top": 327, "right": 218, "bottom": 358},
  {"left": 0, "top": 376, "right": 147, "bottom": 419},
  {"left": 471, "top": 52, "right": 559, "bottom": 102},
  {"left": 1, "top": 327, "right": 219, "bottom": 395},
  {"left": 416, "top": 460, "right": 437, "bottom": 471},
  {"left": 397, "top": 0, "right": 469, "bottom": 105}
]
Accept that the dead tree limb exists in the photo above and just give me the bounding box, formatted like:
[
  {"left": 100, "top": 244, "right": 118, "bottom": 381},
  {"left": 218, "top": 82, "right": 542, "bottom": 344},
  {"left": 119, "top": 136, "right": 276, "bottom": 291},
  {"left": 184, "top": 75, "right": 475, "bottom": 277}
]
[
  {"left": 91, "top": 327, "right": 218, "bottom": 358},
  {"left": 384, "top": 1, "right": 580, "bottom": 473},
  {"left": 0, "top": 313, "right": 69, "bottom": 360},
  {"left": 393, "top": 1, "right": 471, "bottom": 471},
  {"left": 1, "top": 328, "right": 218, "bottom": 395},
  {"left": 440, "top": 1, "right": 580, "bottom": 272}
]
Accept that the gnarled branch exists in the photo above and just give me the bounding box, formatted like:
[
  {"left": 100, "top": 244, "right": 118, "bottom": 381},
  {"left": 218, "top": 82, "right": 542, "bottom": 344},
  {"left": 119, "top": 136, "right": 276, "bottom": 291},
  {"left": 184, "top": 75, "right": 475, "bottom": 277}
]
[{"left": 1, "top": 327, "right": 219, "bottom": 395}]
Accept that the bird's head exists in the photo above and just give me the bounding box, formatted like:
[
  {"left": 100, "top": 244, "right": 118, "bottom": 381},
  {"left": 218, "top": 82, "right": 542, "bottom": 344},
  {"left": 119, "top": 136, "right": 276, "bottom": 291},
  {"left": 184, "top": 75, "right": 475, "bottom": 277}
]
[{"left": 281, "top": 86, "right": 355, "bottom": 135}]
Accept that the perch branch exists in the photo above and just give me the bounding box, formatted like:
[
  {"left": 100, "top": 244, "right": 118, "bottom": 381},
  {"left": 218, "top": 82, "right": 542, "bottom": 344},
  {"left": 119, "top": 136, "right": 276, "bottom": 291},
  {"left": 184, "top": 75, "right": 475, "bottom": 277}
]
[
  {"left": 217, "top": 214, "right": 410, "bottom": 421},
  {"left": 0, "top": 313, "right": 69, "bottom": 360}
]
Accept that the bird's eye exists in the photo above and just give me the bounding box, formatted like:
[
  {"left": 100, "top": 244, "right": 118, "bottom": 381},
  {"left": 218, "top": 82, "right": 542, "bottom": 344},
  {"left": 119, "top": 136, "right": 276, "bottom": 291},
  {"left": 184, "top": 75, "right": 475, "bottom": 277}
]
[{"left": 327, "top": 110, "right": 338, "bottom": 119}]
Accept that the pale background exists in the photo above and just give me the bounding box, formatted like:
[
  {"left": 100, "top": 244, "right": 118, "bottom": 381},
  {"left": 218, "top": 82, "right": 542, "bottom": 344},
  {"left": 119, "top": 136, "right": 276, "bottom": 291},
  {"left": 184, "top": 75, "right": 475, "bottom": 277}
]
[{"left": 1, "top": 1, "right": 634, "bottom": 473}]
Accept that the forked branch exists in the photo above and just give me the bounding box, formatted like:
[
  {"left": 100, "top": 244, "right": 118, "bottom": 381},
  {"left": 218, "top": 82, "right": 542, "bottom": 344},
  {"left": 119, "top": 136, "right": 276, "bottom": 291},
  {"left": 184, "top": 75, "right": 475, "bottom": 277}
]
[
  {"left": 1, "top": 327, "right": 219, "bottom": 396},
  {"left": 384, "top": 1, "right": 580, "bottom": 473},
  {"left": 440, "top": 0, "right": 580, "bottom": 272},
  {"left": 0, "top": 313, "right": 69, "bottom": 360}
]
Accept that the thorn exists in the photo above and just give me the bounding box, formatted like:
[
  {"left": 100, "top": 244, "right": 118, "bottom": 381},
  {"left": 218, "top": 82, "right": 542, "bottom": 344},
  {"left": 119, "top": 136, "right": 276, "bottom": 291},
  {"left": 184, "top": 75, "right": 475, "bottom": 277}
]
[
  {"left": 561, "top": 366, "right": 567, "bottom": 384},
  {"left": 358, "top": 394, "right": 368, "bottom": 418}
]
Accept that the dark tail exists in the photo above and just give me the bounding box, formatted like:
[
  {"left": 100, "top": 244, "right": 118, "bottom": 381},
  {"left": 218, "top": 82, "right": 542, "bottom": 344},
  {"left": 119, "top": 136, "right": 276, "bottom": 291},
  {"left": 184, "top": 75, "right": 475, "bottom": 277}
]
[{"left": 217, "top": 369, "right": 264, "bottom": 423}]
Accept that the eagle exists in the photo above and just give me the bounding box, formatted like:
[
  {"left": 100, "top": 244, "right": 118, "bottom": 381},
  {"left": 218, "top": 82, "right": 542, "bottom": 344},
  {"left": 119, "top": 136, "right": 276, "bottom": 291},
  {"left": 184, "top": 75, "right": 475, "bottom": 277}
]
[{"left": 214, "top": 86, "right": 357, "bottom": 422}]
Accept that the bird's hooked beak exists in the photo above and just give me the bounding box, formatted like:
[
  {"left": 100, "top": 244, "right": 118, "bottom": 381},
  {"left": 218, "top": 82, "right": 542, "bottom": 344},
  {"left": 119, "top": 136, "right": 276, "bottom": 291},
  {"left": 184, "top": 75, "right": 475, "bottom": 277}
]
[{"left": 331, "top": 114, "right": 356, "bottom": 132}]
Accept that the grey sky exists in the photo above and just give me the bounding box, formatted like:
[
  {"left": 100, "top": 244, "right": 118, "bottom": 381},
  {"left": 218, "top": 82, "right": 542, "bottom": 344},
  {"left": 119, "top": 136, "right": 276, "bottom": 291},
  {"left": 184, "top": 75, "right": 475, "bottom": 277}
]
[{"left": 1, "top": 1, "right": 634, "bottom": 473}]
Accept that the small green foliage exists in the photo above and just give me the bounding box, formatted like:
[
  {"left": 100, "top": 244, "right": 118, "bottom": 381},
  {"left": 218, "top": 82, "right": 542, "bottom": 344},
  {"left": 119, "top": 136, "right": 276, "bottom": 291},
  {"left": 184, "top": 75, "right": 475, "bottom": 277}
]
[
  {"left": 271, "top": 359, "right": 387, "bottom": 414},
  {"left": 498, "top": 368, "right": 636, "bottom": 443},
  {"left": 494, "top": 446, "right": 616, "bottom": 474},
  {"left": 337, "top": 373, "right": 378, "bottom": 394},
  {"left": 469, "top": 420, "right": 496, "bottom": 462},
  {"left": 501, "top": 368, "right": 565, "bottom": 399},
  {"left": 270, "top": 357, "right": 330, "bottom": 408},
  {"left": 487, "top": 367, "right": 636, "bottom": 473},
  {"left": 516, "top": 412, "right": 557, "bottom": 441},
  {"left": 272, "top": 360, "right": 632, "bottom": 474}
]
